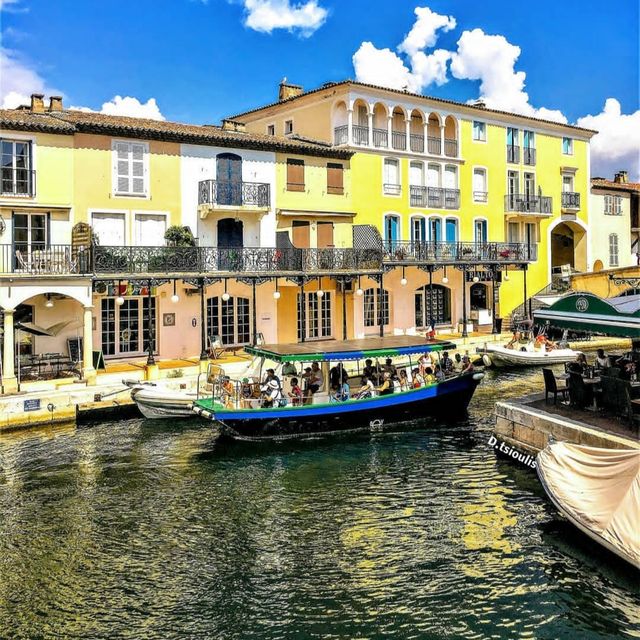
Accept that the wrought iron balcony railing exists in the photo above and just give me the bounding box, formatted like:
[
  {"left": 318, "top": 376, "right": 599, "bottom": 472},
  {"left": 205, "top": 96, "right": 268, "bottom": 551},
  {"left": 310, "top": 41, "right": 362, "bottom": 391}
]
[
  {"left": 353, "top": 125, "right": 369, "bottom": 146},
  {"left": 444, "top": 138, "right": 458, "bottom": 157},
  {"left": 391, "top": 130, "right": 406, "bottom": 150},
  {"left": 523, "top": 147, "right": 536, "bottom": 165},
  {"left": 410, "top": 185, "right": 460, "bottom": 209},
  {"left": 1, "top": 168, "right": 36, "bottom": 197},
  {"left": 504, "top": 193, "right": 552, "bottom": 215},
  {"left": 506, "top": 145, "right": 520, "bottom": 163},
  {"left": 382, "top": 241, "right": 538, "bottom": 264},
  {"left": 473, "top": 191, "right": 488, "bottom": 203},
  {"left": 427, "top": 137, "right": 441, "bottom": 155},
  {"left": 384, "top": 183, "right": 402, "bottom": 196},
  {"left": 1, "top": 244, "right": 92, "bottom": 275},
  {"left": 372, "top": 128, "right": 388, "bottom": 148},
  {"left": 334, "top": 125, "right": 348, "bottom": 145},
  {"left": 410, "top": 134, "right": 424, "bottom": 153},
  {"left": 198, "top": 180, "right": 270, "bottom": 208},
  {"left": 561, "top": 191, "right": 580, "bottom": 209}
]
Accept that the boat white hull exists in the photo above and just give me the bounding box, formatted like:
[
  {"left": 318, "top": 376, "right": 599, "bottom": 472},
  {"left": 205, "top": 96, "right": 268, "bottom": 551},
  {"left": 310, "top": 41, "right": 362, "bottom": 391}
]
[
  {"left": 482, "top": 346, "right": 579, "bottom": 368},
  {"left": 130, "top": 387, "right": 197, "bottom": 419}
]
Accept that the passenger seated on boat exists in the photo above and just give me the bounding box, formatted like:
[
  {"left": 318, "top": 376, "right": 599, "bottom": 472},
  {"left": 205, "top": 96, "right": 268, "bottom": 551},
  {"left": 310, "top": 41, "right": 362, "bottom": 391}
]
[
  {"left": 383, "top": 358, "right": 397, "bottom": 377},
  {"left": 411, "top": 368, "right": 424, "bottom": 388},
  {"left": 330, "top": 363, "right": 349, "bottom": 391},
  {"left": 418, "top": 353, "right": 430, "bottom": 376},
  {"left": 506, "top": 331, "right": 522, "bottom": 350},
  {"left": 310, "top": 362, "right": 324, "bottom": 392},
  {"left": 423, "top": 366, "right": 435, "bottom": 384},
  {"left": 282, "top": 361, "right": 298, "bottom": 376},
  {"left": 434, "top": 365, "right": 445, "bottom": 381},
  {"left": 441, "top": 351, "right": 453, "bottom": 373},
  {"left": 452, "top": 353, "right": 464, "bottom": 373},
  {"left": 536, "top": 334, "right": 557, "bottom": 352},
  {"left": 260, "top": 378, "right": 283, "bottom": 408},
  {"left": 222, "top": 376, "right": 236, "bottom": 408},
  {"left": 363, "top": 359, "right": 380, "bottom": 384},
  {"left": 355, "top": 375, "right": 375, "bottom": 399},
  {"left": 240, "top": 378, "right": 253, "bottom": 399},
  {"left": 377, "top": 372, "right": 394, "bottom": 396},
  {"left": 288, "top": 377, "right": 303, "bottom": 406},
  {"left": 461, "top": 355, "right": 474, "bottom": 374},
  {"left": 398, "top": 368, "right": 409, "bottom": 391},
  {"left": 331, "top": 382, "right": 350, "bottom": 402}
]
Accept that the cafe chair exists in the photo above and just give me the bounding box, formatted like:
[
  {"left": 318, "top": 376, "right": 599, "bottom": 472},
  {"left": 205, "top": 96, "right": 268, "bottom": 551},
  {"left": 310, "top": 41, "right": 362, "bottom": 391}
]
[
  {"left": 543, "top": 368, "right": 568, "bottom": 405},
  {"left": 568, "top": 372, "right": 593, "bottom": 409},
  {"left": 207, "top": 335, "right": 228, "bottom": 360}
]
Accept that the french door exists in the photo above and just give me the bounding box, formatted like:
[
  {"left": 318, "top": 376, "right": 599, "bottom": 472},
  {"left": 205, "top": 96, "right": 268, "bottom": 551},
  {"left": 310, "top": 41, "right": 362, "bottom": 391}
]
[
  {"left": 207, "top": 296, "right": 250, "bottom": 346},
  {"left": 297, "top": 292, "right": 332, "bottom": 341},
  {"left": 101, "top": 296, "right": 157, "bottom": 357},
  {"left": 13, "top": 212, "right": 47, "bottom": 266},
  {"left": 216, "top": 153, "right": 242, "bottom": 206}
]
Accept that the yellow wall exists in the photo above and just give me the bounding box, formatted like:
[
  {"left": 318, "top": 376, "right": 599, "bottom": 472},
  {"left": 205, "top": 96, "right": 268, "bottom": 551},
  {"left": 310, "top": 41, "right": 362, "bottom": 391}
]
[
  {"left": 275, "top": 152, "right": 354, "bottom": 248},
  {"left": 72, "top": 133, "right": 182, "bottom": 232},
  {"left": 571, "top": 265, "right": 640, "bottom": 297}
]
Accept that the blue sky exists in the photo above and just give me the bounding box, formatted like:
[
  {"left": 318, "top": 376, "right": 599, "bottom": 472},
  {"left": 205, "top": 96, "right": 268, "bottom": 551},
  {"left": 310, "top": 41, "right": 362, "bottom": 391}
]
[{"left": 1, "top": 0, "right": 639, "bottom": 176}]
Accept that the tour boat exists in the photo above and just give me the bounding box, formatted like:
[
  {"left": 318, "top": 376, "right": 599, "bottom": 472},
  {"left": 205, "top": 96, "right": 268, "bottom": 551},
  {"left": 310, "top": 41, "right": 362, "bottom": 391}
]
[
  {"left": 479, "top": 342, "right": 580, "bottom": 368},
  {"left": 537, "top": 442, "right": 639, "bottom": 567},
  {"left": 192, "top": 336, "right": 485, "bottom": 441}
]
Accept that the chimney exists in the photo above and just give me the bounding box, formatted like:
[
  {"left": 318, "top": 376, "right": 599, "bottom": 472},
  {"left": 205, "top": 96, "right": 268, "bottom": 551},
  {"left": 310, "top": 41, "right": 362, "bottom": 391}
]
[
  {"left": 278, "top": 78, "right": 304, "bottom": 101},
  {"left": 30, "top": 93, "right": 45, "bottom": 113},
  {"left": 48, "top": 96, "right": 64, "bottom": 112},
  {"left": 221, "top": 119, "right": 246, "bottom": 133},
  {"left": 473, "top": 98, "right": 487, "bottom": 109},
  {"left": 614, "top": 170, "right": 628, "bottom": 184}
]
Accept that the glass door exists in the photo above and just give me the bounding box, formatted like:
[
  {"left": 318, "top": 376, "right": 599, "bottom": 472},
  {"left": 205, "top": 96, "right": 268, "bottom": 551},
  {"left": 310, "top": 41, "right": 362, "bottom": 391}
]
[
  {"left": 445, "top": 218, "right": 458, "bottom": 244},
  {"left": 429, "top": 217, "right": 441, "bottom": 242},
  {"left": 411, "top": 217, "right": 426, "bottom": 244},
  {"left": 13, "top": 212, "right": 47, "bottom": 269},
  {"left": 474, "top": 220, "right": 488, "bottom": 244}
]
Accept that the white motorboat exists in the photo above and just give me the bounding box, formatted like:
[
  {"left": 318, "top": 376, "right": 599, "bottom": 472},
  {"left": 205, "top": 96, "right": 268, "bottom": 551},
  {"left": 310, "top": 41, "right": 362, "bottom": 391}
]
[
  {"left": 537, "top": 442, "right": 639, "bottom": 567},
  {"left": 126, "top": 381, "right": 200, "bottom": 419},
  {"left": 480, "top": 342, "right": 580, "bottom": 368}
]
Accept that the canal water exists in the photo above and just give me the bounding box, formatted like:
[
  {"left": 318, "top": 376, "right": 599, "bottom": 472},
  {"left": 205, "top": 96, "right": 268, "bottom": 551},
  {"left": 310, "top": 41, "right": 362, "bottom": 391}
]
[{"left": 0, "top": 366, "right": 638, "bottom": 640}]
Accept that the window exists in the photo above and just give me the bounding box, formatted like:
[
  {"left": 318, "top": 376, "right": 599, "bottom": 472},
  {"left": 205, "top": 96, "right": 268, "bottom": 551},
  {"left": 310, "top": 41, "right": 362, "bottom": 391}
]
[
  {"left": 13, "top": 212, "right": 47, "bottom": 264},
  {"left": 507, "top": 170, "right": 520, "bottom": 196},
  {"left": 326, "top": 163, "right": 344, "bottom": 195},
  {"left": 444, "top": 165, "right": 457, "bottom": 189},
  {"left": 409, "top": 161, "right": 424, "bottom": 186},
  {"left": 411, "top": 217, "right": 426, "bottom": 243},
  {"left": 113, "top": 140, "right": 148, "bottom": 196},
  {"left": 91, "top": 212, "right": 126, "bottom": 246},
  {"left": 473, "top": 121, "right": 486, "bottom": 141},
  {"left": 415, "top": 284, "right": 451, "bottom": 326},
  {"left": 384, "top": 214, "right": 400, "bottom": 248},
  {"left": 383, "top": 158, "right": 400, "bottom": 195},
  {"left": 525, "top": 222, "right": 537, "bottom": 246},
  {"left": 523, "top": 130, "right": 535, "bottom": 148},
  {"left": 284, "top": 120, "right": 294, "bottom": 135},
  {"left": 614, "top": 196, "right": 622, "bottom": 215},
  {"left": 445, "top": 218, "right": 458, "bottom": 243},
  {"left": 562, "top": 137, "right": 573, "bottom": 155},
  {"left": 427, "top": 163, "right": 441, "bottom": 187},
  {"left": 134, "top": 213, "right": 167, "bottom": 246},
  {"left": 286, "top": 158, "right": 305, "bottom": 191},
  {"left": 473, "top": 168, "right": 487, "bottom": 202},
  {"left": 523, "top": 130, "right": 536, "bottom": 164},
  {"left": 101, "top": 294, "right": 157, "bottom": 357},
  {"left": 609, "top": 234, "right": 619, "bottom": 267},
  {"left": 363, "top": 288, "right": 390, "bottom": 327},
  {"left": 297, "top": 292, "right": 332, "bottom": 340},
  {"left": 562, "top": 175, "right": 574, "bottom": 192},
  {"left": 507, "top": 222, "right": 520, "bottom": 243},
  {"left": 1, "top": 139, "right": 33, "bottom": 196},
  {"left": 267, "top": 124, "right": 275, "bottom": 136},
  {"left": 604, "top": 195, "right": 612, "bottom": 214},
  {"left": 207, "top": 296, "right": 250, "bottom": 346},
  {"left": 429, "top": 217, "right": 442, "bottom": 242},
  {"left": 506, "top": 128, "right": 519, "bottom": 163},
  {"left": 474, "top": 219, "right": 488, "bottom": 244},
  {"left": 523, "top": 172, "right": 535, "bottom": 199}
]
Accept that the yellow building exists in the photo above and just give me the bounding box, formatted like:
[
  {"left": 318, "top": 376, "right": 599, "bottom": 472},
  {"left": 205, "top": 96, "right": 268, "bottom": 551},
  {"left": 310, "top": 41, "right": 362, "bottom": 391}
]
[{"left": 231, "top": 80, "right": 596, "bottom": 331}]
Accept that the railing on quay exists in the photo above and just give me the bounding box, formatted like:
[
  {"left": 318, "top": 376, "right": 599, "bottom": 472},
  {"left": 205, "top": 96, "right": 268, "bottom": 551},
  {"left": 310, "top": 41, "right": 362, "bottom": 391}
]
[
  {"left": 382, "top": 241, "right": 538, "bottom": 264},
  {"left": 198, "top": 179, "right": 270, "bottom": 208}
]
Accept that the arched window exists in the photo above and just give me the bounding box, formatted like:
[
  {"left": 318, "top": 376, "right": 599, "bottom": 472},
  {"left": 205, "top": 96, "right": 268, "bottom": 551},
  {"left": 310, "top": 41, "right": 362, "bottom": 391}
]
[
  {"left": 364, "top": 288, "right": 390, "bottom": 327},
  {"left": 609, "top": 233, "right": 619, "bottom": 267},
  {"left": 415, "top": 284, "right": 451, "bottom": 327},
  {"left": 207, "top": 295, "right": 250, "bottom": 345}
]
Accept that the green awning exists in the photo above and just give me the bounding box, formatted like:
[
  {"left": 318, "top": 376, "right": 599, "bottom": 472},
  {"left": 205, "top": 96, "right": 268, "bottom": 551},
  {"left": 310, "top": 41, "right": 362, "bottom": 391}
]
[{"left": 533, "top": 293, "right": 640, "bottom": 338}]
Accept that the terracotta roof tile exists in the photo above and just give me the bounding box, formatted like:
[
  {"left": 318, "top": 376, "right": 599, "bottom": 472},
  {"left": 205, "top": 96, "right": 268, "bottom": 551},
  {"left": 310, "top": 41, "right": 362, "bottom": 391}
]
[
  {"left": 0, "top": 109, "right": 75, "bottom": 133},
  {"left": 591, "top": 178, "right": 640, "bottom": 193}
]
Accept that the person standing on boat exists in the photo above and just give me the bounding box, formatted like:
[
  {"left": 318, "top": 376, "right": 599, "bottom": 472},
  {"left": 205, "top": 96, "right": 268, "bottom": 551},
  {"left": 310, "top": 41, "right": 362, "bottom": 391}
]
[
  {"left": 383, "top": 358, "right": 397, "bottom": 377},
  {"left": 261, "top": 370, "right": 283, "bottom": 408},
  {"left": 363, "top": 359, "right": 379, "bottom": 384},
  {"left": 222, "top": 376, "right": 236, "bottom": 409}
]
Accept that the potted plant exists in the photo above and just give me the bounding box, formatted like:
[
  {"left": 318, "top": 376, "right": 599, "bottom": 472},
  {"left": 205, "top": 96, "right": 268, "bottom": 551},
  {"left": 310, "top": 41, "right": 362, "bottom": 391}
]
[{"left": 165, "top": 226, "right": 196, "bottom": 247}]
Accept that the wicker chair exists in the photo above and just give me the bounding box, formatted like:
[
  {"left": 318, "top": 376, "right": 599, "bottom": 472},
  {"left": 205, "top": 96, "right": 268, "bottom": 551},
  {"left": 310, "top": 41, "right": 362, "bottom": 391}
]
[{"left": 543, "top": 368, "right": 568, "bottom": 404}]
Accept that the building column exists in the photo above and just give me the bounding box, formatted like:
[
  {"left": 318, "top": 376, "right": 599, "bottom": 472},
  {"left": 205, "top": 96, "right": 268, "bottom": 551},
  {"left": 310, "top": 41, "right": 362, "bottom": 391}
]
[
  {"left": 367, "top": 111, "right": 373, "bottom": 147},
  {"left": 82, "top": 306, "right": 97, "bottom": 385},
  {"left": 405, "top": 118, "right": 411, "bottom": 151},
  {"left": 387, "top": 115, "right": 393, "bottom": 149},
  {"left": 2, "top": 308, "right": 18, "bottom": 393},
  {"left": 440, "top": 124, "right": 445, "bottom": 156},
  {"left": 347, "top": 108, "right": 353, "bottom": 146},
  {"left": 423, "top": 121, "right": 429, "bottom": 153}
]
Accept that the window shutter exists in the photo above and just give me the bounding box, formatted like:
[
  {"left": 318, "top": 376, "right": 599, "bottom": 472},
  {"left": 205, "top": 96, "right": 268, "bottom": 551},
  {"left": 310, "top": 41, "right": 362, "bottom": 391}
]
[
  {"left": 287, "top": 159, "right": 305, "bottom": 191},
  {"left": 327, "top": 163, "right": 343, "bottom": 194},
  {"left": 131, "top": 143, "right": 146, "bottom": 194}
]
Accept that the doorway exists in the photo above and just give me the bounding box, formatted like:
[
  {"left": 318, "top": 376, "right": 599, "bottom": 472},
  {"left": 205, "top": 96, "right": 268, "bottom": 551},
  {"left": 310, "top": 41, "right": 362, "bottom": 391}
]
[{"left": 216, "top": 153, "right": 242, "bottom": 206}]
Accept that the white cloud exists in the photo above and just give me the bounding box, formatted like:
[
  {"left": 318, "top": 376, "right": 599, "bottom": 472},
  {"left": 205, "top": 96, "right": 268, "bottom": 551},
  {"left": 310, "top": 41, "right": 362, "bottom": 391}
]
[
  {"left": 70, "top": 95, "right": 165, "bottom": 120},
  {"left": 352, "top": 42, "right": 414, "bottom": 92},
  {"left": 576, "top": 99, "right": 640, "bottom": 181},
  {"left": 398, "top": 6, "right": 455, "bottom": 57},
  {"left": 0, "top": 47, "right": 60, "bottom": 108},
  {"left": 242, "top": 0, "right": 327, "bottom": 37},
  {"left": 449, "top": 28, "right": 567, "bottom": 123},
  {"left": 0, "top": 0, "right": 27, "bottom": 12}
]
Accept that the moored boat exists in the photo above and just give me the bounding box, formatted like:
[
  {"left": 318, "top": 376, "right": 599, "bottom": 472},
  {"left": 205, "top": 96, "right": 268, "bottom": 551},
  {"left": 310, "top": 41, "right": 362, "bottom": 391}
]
[
  {"left": 127, "top": 382, "right": 199, "bottom": 419},
  {"left": 192, "top": 336, "right": 484, "bottom": 441},
  {"left": 480, "top": 343, "right": 580, "bottom": 368},
  {"left": 537, "top": 442, "right": 640, "bottom": 567}
]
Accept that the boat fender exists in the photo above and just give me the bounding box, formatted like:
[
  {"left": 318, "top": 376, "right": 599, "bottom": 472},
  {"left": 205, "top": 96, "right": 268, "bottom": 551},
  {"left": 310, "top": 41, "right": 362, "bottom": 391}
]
[
  {"left": 482, "top": 354, "right": 492, "bottom": 367},
  {"left": 520, "top": 347, "right": 528, "bottom": 352},
  {"left": 473, "top": 372, "right": 485, "bottom": 381}
]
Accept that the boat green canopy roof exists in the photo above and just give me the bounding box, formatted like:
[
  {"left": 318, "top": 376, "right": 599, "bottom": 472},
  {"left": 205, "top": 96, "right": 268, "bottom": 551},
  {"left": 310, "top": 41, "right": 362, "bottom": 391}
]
[
  {"left": 245, "top": 336, "right": 458, "bottom": 363},
  {"left": 533, "top": 292, "right": 640, "bottom": 338}
]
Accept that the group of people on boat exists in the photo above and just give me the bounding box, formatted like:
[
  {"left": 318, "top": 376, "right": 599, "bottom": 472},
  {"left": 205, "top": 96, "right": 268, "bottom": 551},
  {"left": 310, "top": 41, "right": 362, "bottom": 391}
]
[{"left": 505, "top": 329, "right": 558, "bottom": 352}]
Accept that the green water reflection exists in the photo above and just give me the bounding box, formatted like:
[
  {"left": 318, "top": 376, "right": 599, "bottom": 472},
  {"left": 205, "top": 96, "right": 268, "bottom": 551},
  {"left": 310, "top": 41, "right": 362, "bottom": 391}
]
[{"left": 0, "top": 366, "right": 638, "bottom": 639}]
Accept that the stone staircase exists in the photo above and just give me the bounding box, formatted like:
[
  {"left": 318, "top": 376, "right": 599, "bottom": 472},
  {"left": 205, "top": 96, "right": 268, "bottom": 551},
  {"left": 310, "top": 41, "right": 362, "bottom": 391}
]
[{"left": 505, "top": 277, "right": 572, "bottom": 330}]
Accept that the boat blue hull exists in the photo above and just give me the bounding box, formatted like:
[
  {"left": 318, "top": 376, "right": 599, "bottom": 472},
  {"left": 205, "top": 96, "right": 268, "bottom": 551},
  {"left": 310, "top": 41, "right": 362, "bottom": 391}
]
[{"left": 194, "top": 373, "right": 483, "bottom": 441}]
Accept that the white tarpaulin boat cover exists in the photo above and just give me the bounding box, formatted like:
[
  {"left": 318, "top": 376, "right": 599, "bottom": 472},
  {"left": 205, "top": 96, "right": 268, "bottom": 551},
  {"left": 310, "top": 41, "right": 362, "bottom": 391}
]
[{"left": 537, "top": 442, "right": 640, "bottom": 567}]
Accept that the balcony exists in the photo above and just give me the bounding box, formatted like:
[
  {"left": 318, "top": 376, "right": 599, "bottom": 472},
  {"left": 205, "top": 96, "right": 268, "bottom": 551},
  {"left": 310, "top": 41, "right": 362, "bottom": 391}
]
[
  {"left": 427, "top": 137, "right": 441, "bottom": 155},
  {"left": 1, "top": 244, "right": 92, "bottom": 275},
  {"left": 383, "top": 183, "right": 402, "bottom": 196},
  {"left": 523, "top": 147, "right": 536, "bottom": 165},
  {"left": 410, "top": 134, "right": 424, "bottom": 153},
  {"left": 1, "top": 169, "right": 36, "bottom": 197},
  {"left": 198, "top": 180, "right": 270, "bottom": 210},
  {"left": 352, "top": 125, "right": 369, "bottom": 146},
  {"left": 391, "top": 130, "right": 406, "bottom": 151},
  {"left": 383, "top": 241, "right": 538, "bottom": 264},
  {"left": 561, "top": 192, "right": 580, "bottom": 210},
  {"left": 372, "top": 128, "right": 388, "bottom": 148},
  {"left": 504, "top": 193, "right": 552, "bottom": 215},
  {"left": 473, "top": 191, "right": 488, "bottom": 203},
  {"left": 506, "top": 145, "right": 520, "bottom": 163},
  {"left": 334, "top": 125, "right": 348, "bottom": 145},
  {"left": 444, "top": 138, "right": 458, "bottom": 157},
  {"left": 410, "top": 186, "right": 460, "bottom": 209}
]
